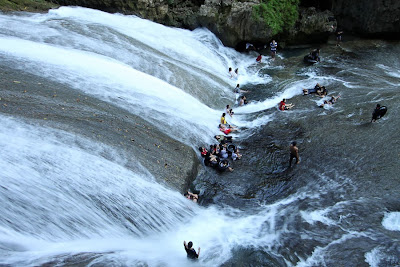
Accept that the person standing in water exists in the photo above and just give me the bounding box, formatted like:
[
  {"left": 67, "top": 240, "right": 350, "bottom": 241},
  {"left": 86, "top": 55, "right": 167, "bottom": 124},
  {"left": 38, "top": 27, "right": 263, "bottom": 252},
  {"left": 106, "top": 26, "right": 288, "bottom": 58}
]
[
  {"left": 183, "top": 241, "right": 200, "bottom": 259},
  {"left": 289, "top": 141, "right": 300, "bottom": 167},
  {"left": 270, "top": 40, "right": 278, "bottom": 59},
  {"left": 335, "top": 28, "right": 343, "bottom": 46},
  {"left": 256, "top": 53, "right": 262, "bottom": 63}
]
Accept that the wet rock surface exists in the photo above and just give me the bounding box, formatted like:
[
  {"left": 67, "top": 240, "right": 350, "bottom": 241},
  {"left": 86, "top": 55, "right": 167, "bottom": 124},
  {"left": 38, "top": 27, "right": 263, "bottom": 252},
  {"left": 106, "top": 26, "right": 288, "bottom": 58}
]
[{"left": 0, "top": 66, "right": 199, "bottom": 193}]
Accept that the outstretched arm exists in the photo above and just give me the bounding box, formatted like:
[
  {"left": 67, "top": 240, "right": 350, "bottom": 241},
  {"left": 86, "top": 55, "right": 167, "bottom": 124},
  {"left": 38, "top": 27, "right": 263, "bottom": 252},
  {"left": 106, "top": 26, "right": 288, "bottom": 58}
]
[{"left": 197, "top": 247, "right": 201, "bottom": 258}]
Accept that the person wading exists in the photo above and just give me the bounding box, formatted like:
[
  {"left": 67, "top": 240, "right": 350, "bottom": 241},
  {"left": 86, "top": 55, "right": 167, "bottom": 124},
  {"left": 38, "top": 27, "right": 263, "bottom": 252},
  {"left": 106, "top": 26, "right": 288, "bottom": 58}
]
[
  {"left": 289, "top": 141, "right": 300, "bottom": 167},
  {"left": 183, "top": 241, "right": 200, "bottom": 259}
]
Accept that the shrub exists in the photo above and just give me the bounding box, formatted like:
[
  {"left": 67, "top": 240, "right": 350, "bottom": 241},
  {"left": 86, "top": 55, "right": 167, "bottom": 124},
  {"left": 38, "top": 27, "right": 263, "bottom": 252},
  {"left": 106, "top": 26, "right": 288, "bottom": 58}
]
[{"left": 252, "top": 0, "right": 300, "bottom": 35}]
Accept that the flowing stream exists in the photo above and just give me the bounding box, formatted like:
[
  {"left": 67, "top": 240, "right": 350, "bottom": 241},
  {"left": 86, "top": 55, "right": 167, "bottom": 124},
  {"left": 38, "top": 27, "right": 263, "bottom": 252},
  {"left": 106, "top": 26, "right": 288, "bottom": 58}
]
[{"left": 0, "top": 7, "right": 399, "bottom": 266}]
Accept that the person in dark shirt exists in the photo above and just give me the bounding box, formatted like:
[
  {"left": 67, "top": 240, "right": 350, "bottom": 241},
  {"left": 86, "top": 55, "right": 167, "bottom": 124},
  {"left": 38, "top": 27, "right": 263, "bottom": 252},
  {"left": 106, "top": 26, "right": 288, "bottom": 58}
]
[
  {"left": 183, "top": 241, "right": 200, "bottom": 259},
  {"left": 371, "top": 104, "right": 383, "bottom": 122},
  {"left": 335, "top": 28, "right": 343, "bottom": 46}
]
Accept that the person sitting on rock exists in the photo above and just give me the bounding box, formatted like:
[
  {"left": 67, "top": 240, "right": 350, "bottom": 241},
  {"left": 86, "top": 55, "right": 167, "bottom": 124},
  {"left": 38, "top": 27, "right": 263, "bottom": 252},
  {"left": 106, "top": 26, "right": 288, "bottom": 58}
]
[{"left": 279, "top": 99, "right": 294, "bottom": 111}]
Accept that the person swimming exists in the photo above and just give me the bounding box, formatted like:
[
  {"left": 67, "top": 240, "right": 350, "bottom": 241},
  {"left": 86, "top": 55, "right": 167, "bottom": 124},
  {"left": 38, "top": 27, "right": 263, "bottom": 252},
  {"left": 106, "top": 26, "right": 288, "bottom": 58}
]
[{"left": 319, "top": 95, "right": 340, "bottom": 107}]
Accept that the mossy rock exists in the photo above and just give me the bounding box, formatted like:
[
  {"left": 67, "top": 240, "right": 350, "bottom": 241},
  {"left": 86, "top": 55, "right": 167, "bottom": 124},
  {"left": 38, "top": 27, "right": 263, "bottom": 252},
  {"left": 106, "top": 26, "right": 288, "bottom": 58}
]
[{"left": 0, "top": 0, "right": 57, "bottom": 12}]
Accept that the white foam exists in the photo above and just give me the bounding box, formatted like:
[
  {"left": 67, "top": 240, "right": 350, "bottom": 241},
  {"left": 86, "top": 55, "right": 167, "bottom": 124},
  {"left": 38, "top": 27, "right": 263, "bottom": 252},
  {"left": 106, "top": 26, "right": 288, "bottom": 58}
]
[
  {"left": 365, "top": 247, "right": 383, "bottom": 267},
  {"left": 382, "top": 212, "right": 400, "bottom": 231}
]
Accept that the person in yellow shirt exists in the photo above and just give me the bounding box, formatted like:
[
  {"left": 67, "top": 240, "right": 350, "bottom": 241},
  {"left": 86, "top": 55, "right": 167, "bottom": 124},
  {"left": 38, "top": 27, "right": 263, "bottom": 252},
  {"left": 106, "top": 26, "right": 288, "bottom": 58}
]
[{"left": 220, "top": 113, "right": 227, "bottom": 125}]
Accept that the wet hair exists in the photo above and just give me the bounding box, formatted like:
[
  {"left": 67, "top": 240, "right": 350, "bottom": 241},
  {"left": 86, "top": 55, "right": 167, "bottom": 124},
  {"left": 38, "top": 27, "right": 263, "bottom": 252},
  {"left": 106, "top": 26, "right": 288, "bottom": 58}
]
[
  {"left": 188, "top": 241, "right": 193, "bottom": 248},
  {"left": 229, "top": 67, "right": 232, "bottom": 71},
  {"left": 226, "top": 105, "right": 230, "bottom": 108},
  {"left": 214, "top": 135, "right": 220, "bottom": 139},
  {"left": 283, "top": 99, "right": 286, "bottom": 102},
  {"left": 184, "top": 192, "right": 189, "bottom": 197},
  {"left": 292, "top": 141, "right": 297, "bottom": 146},
  {"left": 222, "top": 113, "right": 226, "bottom": 117},
  {"left": 198, "top": 147, "right": 203, "bottom": 152},
  {"left": 236, "top": 84, "right": 240, "bottom": 87},
  {"left": 376, "top": 104, "right": 381, "bottom": 108}
]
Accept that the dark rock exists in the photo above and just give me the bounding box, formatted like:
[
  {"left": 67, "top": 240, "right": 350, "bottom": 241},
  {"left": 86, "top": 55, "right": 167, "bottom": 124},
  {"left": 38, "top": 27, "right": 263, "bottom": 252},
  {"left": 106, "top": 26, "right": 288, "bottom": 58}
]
[{"left": 332, "top": 0, "right": 400, "bottom": 38}]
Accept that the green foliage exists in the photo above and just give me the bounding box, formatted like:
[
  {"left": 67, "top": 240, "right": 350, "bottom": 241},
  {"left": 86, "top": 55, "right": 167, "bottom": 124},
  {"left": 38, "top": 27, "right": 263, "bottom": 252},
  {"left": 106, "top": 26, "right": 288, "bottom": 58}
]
[{"left": 252, "top": 0, "right": 299, "bottom": 35}]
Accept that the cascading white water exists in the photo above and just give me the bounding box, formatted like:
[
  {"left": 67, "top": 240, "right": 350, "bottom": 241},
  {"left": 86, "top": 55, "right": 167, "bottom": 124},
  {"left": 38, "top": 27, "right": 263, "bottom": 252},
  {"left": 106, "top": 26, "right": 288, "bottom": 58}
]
[
  {"left": 1, "top": 6, "right": 400, "bottom": 266},
  {"left": 0, "top": 7, "right": 290, "bottom": 266},
  {"left": 0, "top": 115, "right": 319, "bottom": 266},
  {"left": 0, "top": 7, "right": 275, "bottom": 146}
]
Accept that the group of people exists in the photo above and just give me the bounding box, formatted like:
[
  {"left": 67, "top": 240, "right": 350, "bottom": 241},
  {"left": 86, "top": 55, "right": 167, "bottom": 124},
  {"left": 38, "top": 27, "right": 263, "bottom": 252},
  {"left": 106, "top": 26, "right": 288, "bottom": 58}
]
[
  {"left": 183, "top": 31, "right": 389, "bottom": 260},
  {"left": 228, "top": 67, "right": 239, "bottom": 79},
  {"left": 247, "top": 39, "right": 278, "bottom": 63},
  {"left": 196, "top": 85, "right": 250, "bottom": 174},
  {"left": 300, "top": 83, "right": 338, "bottom": 108},
  {"left": 234, "top": 84, "right": 250, "bottom": 106},
  {"left": 303, "top": 83, "right": 327, "bottom": 97},
  {"left": 198, "top": 112, "right": 243, "bottom": 172}
]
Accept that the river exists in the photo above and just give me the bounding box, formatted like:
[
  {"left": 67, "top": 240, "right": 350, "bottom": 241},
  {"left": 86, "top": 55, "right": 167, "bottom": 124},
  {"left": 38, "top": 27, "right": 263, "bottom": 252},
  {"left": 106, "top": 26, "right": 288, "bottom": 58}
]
[{"left": 0, "top": 7, "right": 399, "bottom": 266}]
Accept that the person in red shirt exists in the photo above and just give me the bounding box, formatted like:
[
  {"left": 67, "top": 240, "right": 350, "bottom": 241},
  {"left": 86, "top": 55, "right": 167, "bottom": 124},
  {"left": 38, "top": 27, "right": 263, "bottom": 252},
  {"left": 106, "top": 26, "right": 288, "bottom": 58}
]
[
  {"left": 256, "top": 53, "right": 262, "bottom": 63},
  {"left": 278, "top": 99, "right": 294, "bottom": 111},
  {"left": 219, "top": 124, "right": 237, "bottom": 135}
]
